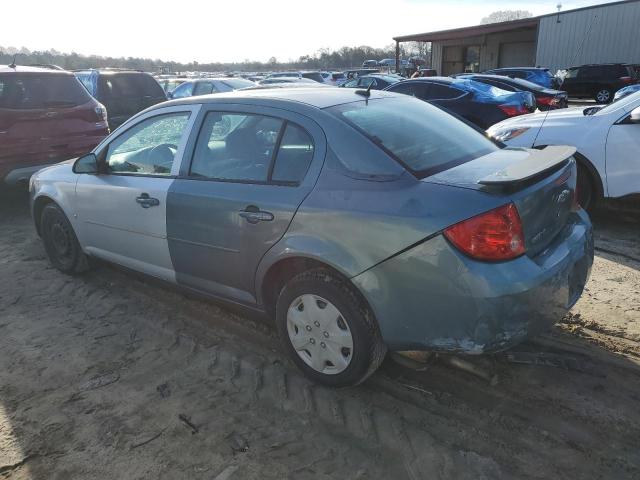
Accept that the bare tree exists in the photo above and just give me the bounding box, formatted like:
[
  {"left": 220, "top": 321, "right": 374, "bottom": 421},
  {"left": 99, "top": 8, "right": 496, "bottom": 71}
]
[{"left": 481, "top": 10, "right": 533, "bottom": 24}]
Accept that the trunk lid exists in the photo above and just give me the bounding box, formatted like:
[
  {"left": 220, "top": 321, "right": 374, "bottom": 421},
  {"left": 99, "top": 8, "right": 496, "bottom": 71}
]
[{"left": 424, "top": 146, "right": 577, "bottom": 256}]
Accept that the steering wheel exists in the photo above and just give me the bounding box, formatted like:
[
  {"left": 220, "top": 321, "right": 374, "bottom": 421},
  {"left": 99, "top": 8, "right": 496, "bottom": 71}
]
[{"left": 148, "top": 144, "right": 177, "bottom": 174}]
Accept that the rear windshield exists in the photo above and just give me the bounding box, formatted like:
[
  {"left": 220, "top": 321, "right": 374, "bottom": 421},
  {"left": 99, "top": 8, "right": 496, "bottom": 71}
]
[
  {"left": 328, "top": 96, "right": 498, "bottom": 178},
  {"left": 302, "top": 72, "right": 324, "bottom": 83},
  {"left": 98, "top": 73, "right": 164, "bottom": 99},
  {"left": 0, "top": 73, "right": 92, "bottom": 109},
  {"left": 221, "top": 78, "right": 255, "bottom": 90}
]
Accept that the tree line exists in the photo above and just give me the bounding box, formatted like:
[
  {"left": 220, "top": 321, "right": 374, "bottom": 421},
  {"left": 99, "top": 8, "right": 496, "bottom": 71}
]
[{"left": 0, "top": 43, "right": 430, "bottom": 73}]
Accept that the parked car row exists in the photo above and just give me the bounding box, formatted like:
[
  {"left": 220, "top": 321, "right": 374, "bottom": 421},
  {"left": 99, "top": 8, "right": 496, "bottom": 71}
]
[{"left": 488, "top": 89, "right": 640, "bottom": 211}]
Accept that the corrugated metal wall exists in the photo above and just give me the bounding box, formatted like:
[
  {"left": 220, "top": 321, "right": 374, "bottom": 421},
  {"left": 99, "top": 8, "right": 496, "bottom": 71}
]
[{"left": 536, "top": 0, "right": 640, "bottom": 72}]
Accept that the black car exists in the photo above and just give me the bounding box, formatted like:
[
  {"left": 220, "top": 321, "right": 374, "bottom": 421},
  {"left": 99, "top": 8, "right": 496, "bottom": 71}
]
[
  {"left": 455, "top": 74, "right": 568, "bottom": 110},
  {"left": 561, "top": 64, "right": 639, "bottom": 104},
  {"left": 74, "top": 69, "right": 166, "bottom": 129},
  {"left": 340, "top": 74, "right": 400, "bottom": 90},
  {"left": 384, "top": 77, "right": 533, "bottom": 130}
]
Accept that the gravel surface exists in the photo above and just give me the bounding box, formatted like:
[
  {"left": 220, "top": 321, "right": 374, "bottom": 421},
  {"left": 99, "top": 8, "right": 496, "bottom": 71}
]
[{"left": 1, "top": 189, "right": 639, "bottom": 479}]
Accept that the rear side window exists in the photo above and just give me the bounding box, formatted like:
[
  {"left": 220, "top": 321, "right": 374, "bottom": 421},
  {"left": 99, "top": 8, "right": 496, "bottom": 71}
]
[
  {"left": 328, "top": 97, "right": 497, "bottom": 178},
  {"left": 193, "top": 82, "right": 217, "bottom": 96},
  {"left": 390, "top": 82, "right": 428, "bottom": 99},
  {"left": 190, "top": 112, "right": 314, "bottom": 184},
  {"left": 271, "top": 124, "right": 314, "bottom": 183},
  {"left": 190, "top": 112, "right": 283, "bottom": 182},
  {"left": 427, "top": 84, "right": 464, "bottom": 99},
  {"left": 0, "top": 74, "right": 92, "bottom": 109}
]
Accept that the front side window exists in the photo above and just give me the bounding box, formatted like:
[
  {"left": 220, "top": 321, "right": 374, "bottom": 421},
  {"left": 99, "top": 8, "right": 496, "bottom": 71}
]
[
  {"left": 171, "top": 82, "right": 193, "bottom": 98},
  {"left": 105, "top": 112, "right": 190, "bottom": 176},
  {"left": 328, "top": 96, "right": 497, "bottom": 178}
]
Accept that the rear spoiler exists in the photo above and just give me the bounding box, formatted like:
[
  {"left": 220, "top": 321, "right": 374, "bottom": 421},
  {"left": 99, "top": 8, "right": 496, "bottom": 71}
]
[{"left": 478, "top": 146, "right": 576, "bottom": 185}]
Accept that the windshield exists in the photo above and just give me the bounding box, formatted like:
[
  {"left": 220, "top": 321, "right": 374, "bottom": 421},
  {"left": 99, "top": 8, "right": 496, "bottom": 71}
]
[
  {"left": 597, "top": 90, "right": 640, "bottom": 114},
  {"left": 327, "top": 96, "right": 498, "bottom": 178},
  {"left": 221, "top": 78, "right": 256, "bottom": 90}
]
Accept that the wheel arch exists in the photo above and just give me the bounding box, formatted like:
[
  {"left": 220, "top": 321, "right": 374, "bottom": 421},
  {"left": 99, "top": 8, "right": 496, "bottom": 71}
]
[
  {"left": 259, "top": 255, "right": 370, "bottom": 319},
  {"left": 33, "top": 195, "right": 56, "bottom": 236},
  {"left": 572, "top": 151, "right": 605, "bottom": 202},
  {"left": 535, "top": 146, "right": 604, "bottom": 201}
]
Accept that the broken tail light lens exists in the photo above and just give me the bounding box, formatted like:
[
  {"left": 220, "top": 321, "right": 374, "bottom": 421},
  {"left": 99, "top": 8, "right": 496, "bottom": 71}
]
[{"left": 444, "top": 203, "right": 526, "bottom": 261}]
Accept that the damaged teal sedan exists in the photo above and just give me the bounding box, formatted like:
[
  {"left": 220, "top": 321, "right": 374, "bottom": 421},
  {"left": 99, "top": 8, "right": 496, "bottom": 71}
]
[{"left": 30, "top": 88, "right": 593, "bottom": 386}]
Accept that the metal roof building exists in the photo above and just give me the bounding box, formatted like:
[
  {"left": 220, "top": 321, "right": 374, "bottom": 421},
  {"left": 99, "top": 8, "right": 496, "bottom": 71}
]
[{"left": 393, "top": 0, "right": 640, "bottom": 75}]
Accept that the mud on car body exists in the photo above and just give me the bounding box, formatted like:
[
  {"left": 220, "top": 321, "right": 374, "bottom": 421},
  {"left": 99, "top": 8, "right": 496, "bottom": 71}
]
[{"left": 30, "top": 88, "right": 593, "bottom": 386}]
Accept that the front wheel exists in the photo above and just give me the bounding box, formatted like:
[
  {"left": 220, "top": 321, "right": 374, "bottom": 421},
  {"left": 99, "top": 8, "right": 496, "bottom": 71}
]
[
  {"left": 594, "top": 88, "right": 612, "bottom": 104},
  {"left": 41, "top": 203, "right": 90, "bottom": 274},
  {"left": 275, "top": 269, "right": 386, "bottom": 387}
]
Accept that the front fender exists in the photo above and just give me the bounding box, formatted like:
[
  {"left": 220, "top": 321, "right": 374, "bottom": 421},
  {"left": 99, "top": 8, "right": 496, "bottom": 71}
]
[{"left": 30, "top": 163, "right": 79, "bottom": 237}]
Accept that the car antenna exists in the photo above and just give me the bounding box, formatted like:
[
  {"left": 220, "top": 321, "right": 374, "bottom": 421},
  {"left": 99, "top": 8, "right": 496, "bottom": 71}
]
[
  {"left": 8, "top": 54, "right": 17, "bottom": 69},
  {"left": 355, "top": 81, "right": 374, "bottom": 103}
]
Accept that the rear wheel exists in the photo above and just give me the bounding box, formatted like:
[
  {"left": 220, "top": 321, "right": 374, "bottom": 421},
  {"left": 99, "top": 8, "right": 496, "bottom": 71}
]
[
  {"left": 275, "top": 269, "right": 386, "bottom": 387},
  {"left": 594, "top": 88, "right": 612, "bottom": 104},
  {"left": 41, "top": 203, "right": 90, "bottom": 274}
]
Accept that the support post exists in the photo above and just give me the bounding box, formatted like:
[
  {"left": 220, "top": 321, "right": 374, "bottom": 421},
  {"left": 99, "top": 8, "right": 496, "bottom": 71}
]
[{"left": 395, "top": 41, "right": 400, "bottom": 74}]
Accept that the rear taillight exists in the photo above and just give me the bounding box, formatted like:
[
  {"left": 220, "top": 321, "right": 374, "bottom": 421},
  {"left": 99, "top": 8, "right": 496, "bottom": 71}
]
[
  {"left": 619, "top": 76, "right": 634, "bottom": 84},
  {"left": 499, "top": 104, "right": 528, "bottom": 117},
  {"left": 537, "top": 96, "right": 560, "bottom": 106},
  {"left": 444, "top": 203, "right": 526, "bottom": 261}
]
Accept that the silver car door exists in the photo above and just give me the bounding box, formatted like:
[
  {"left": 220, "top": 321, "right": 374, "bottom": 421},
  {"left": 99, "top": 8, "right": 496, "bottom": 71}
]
[{"left": 75, "top": 104, "right": 200, "bottom": 282}]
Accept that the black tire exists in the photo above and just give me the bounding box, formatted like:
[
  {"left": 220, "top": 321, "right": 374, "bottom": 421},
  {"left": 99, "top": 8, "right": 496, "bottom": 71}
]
[
  {"left": 41, "top": 203, "right": 90, "bottom": 274},
  {"left": 576, "top": 164, "right": 595, "bottom": 212},
  {"left": 275, "top": 269, "right": 386, "bottom": 387},
  {"left": 594, "top": 88, "right": 612, "bottom": 104}
]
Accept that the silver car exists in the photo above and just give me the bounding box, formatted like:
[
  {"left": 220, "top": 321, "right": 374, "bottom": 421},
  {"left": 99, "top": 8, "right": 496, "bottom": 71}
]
[{"left": 30, "top": 88, "right": 593, "bottom": 386}]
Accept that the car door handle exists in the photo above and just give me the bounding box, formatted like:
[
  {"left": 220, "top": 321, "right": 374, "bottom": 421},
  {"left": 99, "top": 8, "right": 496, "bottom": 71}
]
[
  {"left": 135, "top": 193, "right": 160, "bottom": 208},
  {"left": 239, "top": 208, "right": 274, "bottom": 224}
]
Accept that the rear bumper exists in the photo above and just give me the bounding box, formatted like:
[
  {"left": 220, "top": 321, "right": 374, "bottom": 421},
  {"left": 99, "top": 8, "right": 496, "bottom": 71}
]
[{"left": 352, "top": 210, "right": 594, "bottom": 353}]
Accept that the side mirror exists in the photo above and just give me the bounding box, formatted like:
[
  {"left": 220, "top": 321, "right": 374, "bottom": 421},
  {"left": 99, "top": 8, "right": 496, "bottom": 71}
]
[
  {"left": 73, "top": 153, "right": 99, "bottom": 174},
  {"left": 628, "top": 106, "right": 640, "bottom": 124},
  {"left": 167, "top": 91, "right": 173, "bottom": 99}
]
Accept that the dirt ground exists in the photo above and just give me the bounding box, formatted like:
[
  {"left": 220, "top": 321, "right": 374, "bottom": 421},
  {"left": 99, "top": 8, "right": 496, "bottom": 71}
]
[{"left": 1, "top": 189, "right": 639, "bottom": 480}]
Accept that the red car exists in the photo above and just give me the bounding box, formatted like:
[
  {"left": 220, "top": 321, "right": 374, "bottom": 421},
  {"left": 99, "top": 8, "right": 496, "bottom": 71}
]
[{"left": 0, "top": 65, "right": 109, "bottom": 186}]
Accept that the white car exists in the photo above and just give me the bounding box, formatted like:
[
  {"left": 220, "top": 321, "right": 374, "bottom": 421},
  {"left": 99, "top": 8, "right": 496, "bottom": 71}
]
[{"left": 487, "top": 91, "right": 640, "bottom": 209}]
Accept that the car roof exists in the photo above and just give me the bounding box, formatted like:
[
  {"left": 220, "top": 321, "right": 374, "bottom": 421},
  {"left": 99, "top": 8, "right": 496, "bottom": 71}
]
[
  {"left": 164, "top": 87, "right": 400, "bottom": 109},
  {"left": 0, "top": 65, "right": 72, "bottom": 74}
]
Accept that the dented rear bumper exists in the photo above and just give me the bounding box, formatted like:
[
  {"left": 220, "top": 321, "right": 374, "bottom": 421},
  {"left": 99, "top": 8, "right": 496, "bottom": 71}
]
[{"left": 352, "top": 209, "right": 594, "bottom": 353}]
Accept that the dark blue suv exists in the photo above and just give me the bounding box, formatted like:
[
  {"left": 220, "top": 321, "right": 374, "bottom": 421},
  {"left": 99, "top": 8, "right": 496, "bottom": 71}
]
[{"left": 483, "top": 67, "right": 560, "bottom": 89}]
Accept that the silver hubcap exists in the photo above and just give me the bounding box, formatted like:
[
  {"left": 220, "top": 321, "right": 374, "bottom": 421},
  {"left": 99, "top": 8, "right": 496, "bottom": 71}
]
[
  {"left": 597, "top": 90, "right": 610, "bottom": 102},
  {"left": 286, "top": 294, "right": 353, "bottom": 375}
]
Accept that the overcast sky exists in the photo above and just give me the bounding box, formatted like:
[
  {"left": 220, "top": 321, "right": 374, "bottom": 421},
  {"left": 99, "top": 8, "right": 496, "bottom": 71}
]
[{"left": 3, "top": 0, "right": 619, "bottom": 63}]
